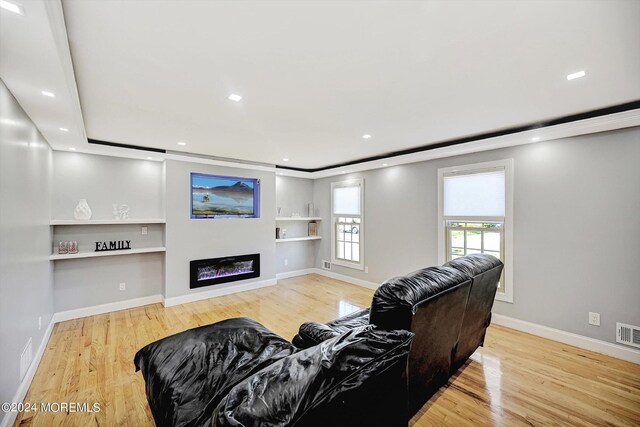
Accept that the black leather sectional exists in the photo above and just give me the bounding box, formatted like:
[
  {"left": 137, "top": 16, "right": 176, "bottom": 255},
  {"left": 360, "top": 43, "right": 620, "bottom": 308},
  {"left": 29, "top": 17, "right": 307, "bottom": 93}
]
[{"left": 134, "top": 254, "right": 503, "bottom": 426}]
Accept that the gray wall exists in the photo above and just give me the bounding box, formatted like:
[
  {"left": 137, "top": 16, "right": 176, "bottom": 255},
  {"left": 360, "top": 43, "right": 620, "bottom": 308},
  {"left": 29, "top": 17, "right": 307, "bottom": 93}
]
[
  {"left": 0, "top": 81, "right": 54, "bottom": 420},
  {"left": 275, "top": 176, "right": 318, "bottom": 274},
  {"left": 164, "top": 160, "right": 276, "bottom": 299},
  {"left": 52, "top": 151, "right": 164, "bottom": 220},
  {"left": 51, "top": 152, "right": 165, "bottom": 311},
  {"left": 313, "top": 127, "right": 640, "bottom": 345}
]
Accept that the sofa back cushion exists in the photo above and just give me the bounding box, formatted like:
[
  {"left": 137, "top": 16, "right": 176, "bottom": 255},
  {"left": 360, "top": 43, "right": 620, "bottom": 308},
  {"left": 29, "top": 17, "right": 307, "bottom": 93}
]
[
  {"left": 369, "top": 266, "right": 470, "bottom": 331},
  {"left": 444, "top": 254, "right": 504, "bottom": 370},
  {"left": 211, "top": 327, "right": 414, "bottom": 427},
  {"left": 369, "top": 265, "right": 472, "bottom": 414}
]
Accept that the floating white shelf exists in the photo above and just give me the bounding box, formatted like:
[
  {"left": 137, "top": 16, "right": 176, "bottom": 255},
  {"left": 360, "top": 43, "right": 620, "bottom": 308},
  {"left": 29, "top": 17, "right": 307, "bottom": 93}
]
[
  {"left": 275, "top": 217, "right": 322, "bottom": 221},
  {"left": 275, "top": 236, "right": 322, "bottom": 243},
  {"left": 49, "top": 247, "right": 166, "bottom": 260},
  {"left": 50, "top": 219, "right": 166, "bottom": 225}
]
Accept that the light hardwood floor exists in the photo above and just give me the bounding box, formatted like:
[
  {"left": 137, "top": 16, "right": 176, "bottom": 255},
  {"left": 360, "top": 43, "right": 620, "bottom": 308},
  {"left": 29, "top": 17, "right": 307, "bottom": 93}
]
[{"left": 13, "top": 274, "right": 640, "bottom": 426}]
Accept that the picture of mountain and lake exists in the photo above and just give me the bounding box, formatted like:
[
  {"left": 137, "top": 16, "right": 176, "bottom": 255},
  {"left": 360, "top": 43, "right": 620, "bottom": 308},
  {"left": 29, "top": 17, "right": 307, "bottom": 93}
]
[{"left": 191, "top": 173, "right": 259, "bottom": 218}]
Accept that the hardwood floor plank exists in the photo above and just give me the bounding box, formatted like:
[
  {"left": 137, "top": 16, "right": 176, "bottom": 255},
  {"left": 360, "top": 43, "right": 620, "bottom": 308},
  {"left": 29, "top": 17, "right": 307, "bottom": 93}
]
[{"left": 12, "top": 274, "right": 640, "bottom": 426}]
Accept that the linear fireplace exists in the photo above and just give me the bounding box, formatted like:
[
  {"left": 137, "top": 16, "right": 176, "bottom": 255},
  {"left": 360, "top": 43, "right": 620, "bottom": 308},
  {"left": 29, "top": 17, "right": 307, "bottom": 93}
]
[{"left": 190, "top": 253, "right": 260, "bottom": 289}]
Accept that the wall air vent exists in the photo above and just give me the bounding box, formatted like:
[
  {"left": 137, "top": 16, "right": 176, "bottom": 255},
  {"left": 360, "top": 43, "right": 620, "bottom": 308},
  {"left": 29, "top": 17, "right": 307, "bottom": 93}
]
[
  {"left": 616, "top": 322, "right": 640, "bottom": 349},
  {"left": 322, "top": 260, "right": 331, "bottom": 270}
]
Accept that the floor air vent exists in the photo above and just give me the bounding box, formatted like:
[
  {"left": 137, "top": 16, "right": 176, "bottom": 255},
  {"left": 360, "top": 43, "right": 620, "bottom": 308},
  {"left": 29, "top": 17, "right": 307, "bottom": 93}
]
[
  {"left": 322, "top": 260, "right": 331, "bottom": 270},
  {"left": 616, "top": 322, "right": 640, "bottom": 348}
]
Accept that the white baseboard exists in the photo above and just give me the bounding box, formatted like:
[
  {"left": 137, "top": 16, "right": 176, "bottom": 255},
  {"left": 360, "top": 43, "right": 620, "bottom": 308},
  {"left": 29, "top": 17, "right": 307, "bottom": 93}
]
[
  {"left": 311, "top": 268, "right": 380, "bottom": 290},
  {"left": 163, "top": 278, "right": 277, "bottom": 307},
  {"left": 278, "top": 271, "right": 639, "bottom": 364},
  {"left": 491, "top": 313, "right": 640, "bottom": 365},
  {"left": 0, "top": 318, "right": 55, "bottom": 427},
  {"left": 276, "top": 269, "right": 317, "bottom": 280},
  {"left": 53, "top": 294, "right": 163, "bottom": 323}
]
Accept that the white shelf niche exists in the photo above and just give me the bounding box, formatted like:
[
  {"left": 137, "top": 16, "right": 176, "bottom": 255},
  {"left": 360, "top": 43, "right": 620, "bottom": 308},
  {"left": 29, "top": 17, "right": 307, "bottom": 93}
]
[
  {"left": 275, "top": 236, "right": 322, "bottom": 243},
  {"left": 50, "top": 219, "right": 166, "bottom": 225},
  {"left": 50, "top": 246, "right": 166, "bottom": 260},
  {"left": 275, "top": 217, "right": 322, "bottom": 221}
]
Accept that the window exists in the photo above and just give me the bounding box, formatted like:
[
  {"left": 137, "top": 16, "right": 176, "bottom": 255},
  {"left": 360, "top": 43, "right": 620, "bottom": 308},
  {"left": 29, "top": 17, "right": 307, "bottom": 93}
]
[
  {"left": 438, "top": 160, "right": 513, "bottom": 302},
  {"left": 331, "top": 179, "right": 364, "bottom": 270}
]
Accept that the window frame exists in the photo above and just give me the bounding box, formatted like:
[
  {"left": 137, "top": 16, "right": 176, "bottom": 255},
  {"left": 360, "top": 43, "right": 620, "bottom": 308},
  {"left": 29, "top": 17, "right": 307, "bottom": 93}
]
[
  {"left": 331, "top": 178, "right": 365, "bottom": 270},
  {"left": 437, "top": 159, "right": 514, "bottom": 303}
]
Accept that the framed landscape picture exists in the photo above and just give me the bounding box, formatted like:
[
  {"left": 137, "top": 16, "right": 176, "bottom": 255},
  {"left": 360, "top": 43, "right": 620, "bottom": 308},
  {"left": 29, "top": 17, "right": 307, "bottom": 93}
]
[{"left": 190, "top": 173, "right": 260, "bottom": 218}]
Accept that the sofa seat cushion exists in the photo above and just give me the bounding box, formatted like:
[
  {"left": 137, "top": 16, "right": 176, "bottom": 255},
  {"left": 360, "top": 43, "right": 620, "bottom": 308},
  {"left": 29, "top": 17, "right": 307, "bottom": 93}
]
[
  {"left": 134, "top": 317, "right": 297, "bottom": 427},
  {"left": 212, "top": 326, "right": 414, "bottom": 427},
  {"left": 292, "top": 308, "right": 370, "bottom": 348}
]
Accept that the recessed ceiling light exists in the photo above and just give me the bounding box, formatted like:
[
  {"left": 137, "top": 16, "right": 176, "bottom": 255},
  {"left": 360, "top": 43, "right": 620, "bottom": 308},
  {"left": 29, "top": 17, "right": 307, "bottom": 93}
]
[
  {"left": 228, "top": 94, "right": 242, "bottom": 102},
  {"left": 41, "top": 90, "right": 55, "bottom": 98},
  {"left": 531, "top": 137, "right": 540, "bottom": 142},
  {"left": 0, "top": 0, "right": 24, "bottom": 15},
  {"left": 341, "top": 171, "right": 346, "bottom": 174},
  {"left": 278, "top": 172, "right": 284, "bottom": 175},
  {"left": 362, "top": 134, "right": 372, "bottom": 139},
  {"left": 147, "top": 157, "right": 153, "bottom": 160},
  {"left": 566, "top": 70, "right": 586, "bottom": 81},
  {"left": 177, "top": 141, "right": 187, "bottom": 146},
  {"left": 69, "top": 147, "right": 76, "bottom": 151},
  {"left": 282, "top": 158, "right": 289, "bottom": 162},
  {"left": 382, "top": 163, "right": 388, "bottom": 167},
  {"left": 59, "top": 127, "right": 69, "bottom": 132}
]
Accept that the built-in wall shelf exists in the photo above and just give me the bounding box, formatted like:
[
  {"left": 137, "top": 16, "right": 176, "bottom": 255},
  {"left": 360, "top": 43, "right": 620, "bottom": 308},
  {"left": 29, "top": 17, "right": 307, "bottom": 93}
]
[
  {"left": 275, "top": 217, "right": 322, "bottom": 221},
  {"left": 50, "top": 219, "right": 166, "bottom": 225},
  {"left": 50, "top": 246, "right": 166, "bottom": 260},
  {"left": 276, "top": 236, "right": 322, "bottom": 243}
]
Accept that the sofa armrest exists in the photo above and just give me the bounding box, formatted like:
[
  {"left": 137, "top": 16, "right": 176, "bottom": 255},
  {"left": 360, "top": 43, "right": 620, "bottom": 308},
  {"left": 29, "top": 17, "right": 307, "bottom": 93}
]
[{"left": 293, "top": 321, "right": 340, "bottom": 348}]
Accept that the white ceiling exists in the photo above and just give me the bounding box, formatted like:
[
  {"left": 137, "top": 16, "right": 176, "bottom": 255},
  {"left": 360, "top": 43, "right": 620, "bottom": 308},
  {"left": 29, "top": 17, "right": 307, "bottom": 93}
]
[
  {"left": 2, "top": 1, "right": 639, "bottom": 171},
  {"left": 0, "top": 0, "right": 86, "bottom": 153}
]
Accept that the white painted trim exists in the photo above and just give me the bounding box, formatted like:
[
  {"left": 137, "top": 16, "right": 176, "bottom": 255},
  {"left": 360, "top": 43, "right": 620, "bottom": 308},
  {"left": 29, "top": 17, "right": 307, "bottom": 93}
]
[
  {"left": 53, "top": 295, "right": 163, "bottom": 323},
  {"left": 276, "top": 269, "right": 316, "bottom": 280},
  {"left": 312, "top": 268, "right": 379, "bottom": 290},
  {"left": 309, "top": 109, "right": 640, "bottom": 179},
  {"left": 491, "top": 313, "right": 640, "bottom": 365},
  {"left": 165, "top": 153, "right": 276, "bottom": 173},
  {"left": 58, "top": 109, "right": 639, "bottom": 178},
  {"left": 330, "top": 178, "right": 365, "bottom": 271},
  {"left": 0, "top": 318, "right": 55, "bottom": 427},
  {"left": 437, "top": 158, "right": 514, "bottom": 303},
  {"left": 163, "top": 278, "right": 277, "bottom": 307}
]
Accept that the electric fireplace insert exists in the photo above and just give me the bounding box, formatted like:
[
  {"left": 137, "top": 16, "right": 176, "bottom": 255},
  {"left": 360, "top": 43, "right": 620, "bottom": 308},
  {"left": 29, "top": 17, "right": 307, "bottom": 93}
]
[{"left": 190, "top": 253, "right": 260, "bottom": 289}]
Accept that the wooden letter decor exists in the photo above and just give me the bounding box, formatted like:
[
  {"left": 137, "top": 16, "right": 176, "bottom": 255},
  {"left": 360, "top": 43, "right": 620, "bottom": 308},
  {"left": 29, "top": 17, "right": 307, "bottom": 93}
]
[{"left": 95, "top": 240, "right": 132, "bottom": 252}]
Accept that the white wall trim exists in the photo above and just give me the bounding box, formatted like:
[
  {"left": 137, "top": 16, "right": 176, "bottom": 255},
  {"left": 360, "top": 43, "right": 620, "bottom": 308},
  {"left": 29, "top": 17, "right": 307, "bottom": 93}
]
[
  {"left": 309, "top": 109, "right": 640, "bottom": 179},
  {"left": 276, "top": 269, "right": 316, "bottom": 280},
  {"left": 163, "top": 278, "right": 277, "bottom": 307},
  {"left": 279, "top": 271, "right": 639, "bottom": 364},
  {"left": 491, "top": 313, "right": 640, "bottom": 365},
  {"left": 437, "top": 158, "right": 514, "bottom": 303},
  {"left": 311, "top": 268, "right": 380, "bottom": 290},
  {"left": 53, "top": 295, "right": 163, "bottom": 323},
  {"left": 0, "top": 318, "right": 55, "bottom": 427}
]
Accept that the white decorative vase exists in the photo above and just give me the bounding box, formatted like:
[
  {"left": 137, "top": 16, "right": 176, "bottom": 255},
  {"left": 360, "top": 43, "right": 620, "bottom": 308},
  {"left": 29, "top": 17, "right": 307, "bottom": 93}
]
[{"left": 73, "top": 199, "right": 92, "bottom": 220}]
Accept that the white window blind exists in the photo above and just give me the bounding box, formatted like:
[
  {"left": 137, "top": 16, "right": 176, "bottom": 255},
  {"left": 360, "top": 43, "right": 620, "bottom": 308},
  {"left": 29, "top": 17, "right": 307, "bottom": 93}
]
[
  {"left": 333, "top": 186, "right": 361, "bottom": 215},
  {"left": 443, "top": 169, "right": 505, "bottom": 217}
]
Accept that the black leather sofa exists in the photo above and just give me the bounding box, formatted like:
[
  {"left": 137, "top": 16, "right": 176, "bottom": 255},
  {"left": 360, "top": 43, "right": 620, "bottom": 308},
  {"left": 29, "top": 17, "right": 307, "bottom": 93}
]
[
  {"left": 134, "top": 254, "right": 502, "bottom": 425},
  {"left": 293, "top": 253, "right": 504, "bottom": 415},
  {"left": 134, "top": 317, "right": 413, "bottom": 427}
]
